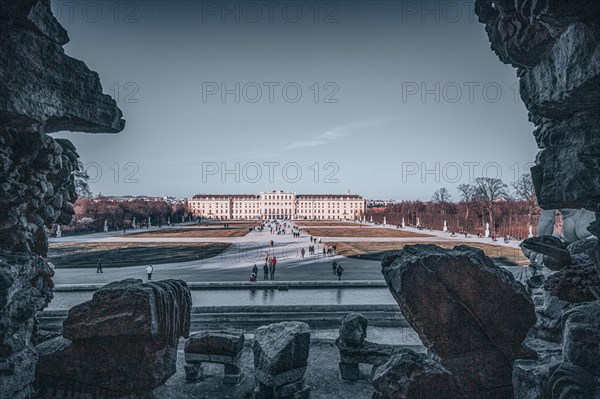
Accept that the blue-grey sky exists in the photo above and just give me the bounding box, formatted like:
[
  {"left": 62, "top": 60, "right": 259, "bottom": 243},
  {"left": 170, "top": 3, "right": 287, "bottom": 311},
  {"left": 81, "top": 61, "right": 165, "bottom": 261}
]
[{"left": 50, "top": 0, "right": 538, "bottom": 200}]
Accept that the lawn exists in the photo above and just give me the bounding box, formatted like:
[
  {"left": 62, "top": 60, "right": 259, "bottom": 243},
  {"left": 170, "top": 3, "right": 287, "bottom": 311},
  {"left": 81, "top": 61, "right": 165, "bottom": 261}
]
[
  {"left": 48, "top": 242, "right": 231, "bottom": 268},
  {"left": 118, "top": 227, "right": 251, "bottom": 238},
  {"left": 304, "top": 227, "right": 434, "bottom": 238},
  {"left": 326, "top": 241, "right": 529, "bottom": 265}
]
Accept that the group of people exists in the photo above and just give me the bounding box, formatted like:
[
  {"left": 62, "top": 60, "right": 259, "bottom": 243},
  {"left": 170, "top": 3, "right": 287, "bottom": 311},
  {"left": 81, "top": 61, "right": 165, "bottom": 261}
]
[
  {"left": 323, "top": 245, "right": 337, "bottom": 257},
  {"left": 292, "top": 226, "right": 301, "bottom": 238},
  {"left": 332, "top": 260, "right": 344, "bottom": 280},
  {"left": 268, "top": 221, "right": 289, "bottom": 235},
  {"left": 254, "top": 251, "right": 277, "bottom": 281}
]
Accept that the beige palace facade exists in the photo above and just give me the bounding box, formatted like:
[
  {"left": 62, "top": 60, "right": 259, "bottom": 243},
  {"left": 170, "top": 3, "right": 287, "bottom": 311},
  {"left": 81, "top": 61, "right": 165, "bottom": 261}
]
[{"left": 188, "top": 190, "right": 365, "bottom": 220}]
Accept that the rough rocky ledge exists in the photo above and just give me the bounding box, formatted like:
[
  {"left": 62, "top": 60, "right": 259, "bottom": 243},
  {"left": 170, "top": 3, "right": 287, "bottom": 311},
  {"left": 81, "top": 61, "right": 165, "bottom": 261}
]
[{"left": 0, "top": 1, "right": 124, "bottom": 397}]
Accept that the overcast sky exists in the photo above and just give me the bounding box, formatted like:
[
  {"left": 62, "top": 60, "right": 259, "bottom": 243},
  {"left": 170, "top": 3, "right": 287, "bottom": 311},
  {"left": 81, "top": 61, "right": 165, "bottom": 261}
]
[{"left": 50, "top": 0, "right": 538, "bottom": 200}]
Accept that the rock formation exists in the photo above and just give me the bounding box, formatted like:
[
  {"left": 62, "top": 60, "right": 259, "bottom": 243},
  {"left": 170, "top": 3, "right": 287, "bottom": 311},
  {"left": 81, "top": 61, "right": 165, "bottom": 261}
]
[
  {"left": 253, "top": 321, "right": 311, "bottom": 399},
  {"left": 475, "top": 0, "right": 600, "bottom": 209},
  {"left": 0, "top": 1, "right": 124, "bottom": 397},
  {"left": 380, "top": 245, "right": 536, "bottom": 398},
  {"left": 476, "top": 2, "right": 600, "bottom": 398},
  {"left": 35, "top": 279, "right": 192, "bottom": 397},
  {"left": 336, "top": 312, "right": 404, "bottom": 382},
  {"left": 515, "top": 302, "right": 600, "bottom": 399},
  {"left": 184, "top": 329, "right": 245, "bottom": 384}
]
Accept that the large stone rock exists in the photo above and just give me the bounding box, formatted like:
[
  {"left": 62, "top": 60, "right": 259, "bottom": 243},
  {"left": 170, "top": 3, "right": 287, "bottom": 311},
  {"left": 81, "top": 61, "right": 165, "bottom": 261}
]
[
  {"left": 35, "top": 279, "right": 191, "bottom": 396},
  {"left": 185, "top": 330, "right": 245, "bottom": 361},
  {"left": 253, "top": 321, "right": 310, "bottom": 397},
  {"left": 371, "top": 350, "right": 457, "bottom": 399},
  {"left": 0, "top": 1, "right": 125, "bottom": 133},
  {"left": 339, "top": 312, "right": 368, "bottom": 347},
  {"left": 381, "top": 245, "right": 537, "bottom": 398},
  {"left": 63, "top": 279, "right": 191, "bottom": 345},
  {"left": 335, "top": 312, "right": 412, "bottom": 381},
  {"left": 184, "top": 330, "right": 245, "bottom": 384},
  {"left": 521, "top": 236, "right": 571, "bottom": 271},
  {"left": 562, "top": 302, "right": 600, "bottom": 377}
]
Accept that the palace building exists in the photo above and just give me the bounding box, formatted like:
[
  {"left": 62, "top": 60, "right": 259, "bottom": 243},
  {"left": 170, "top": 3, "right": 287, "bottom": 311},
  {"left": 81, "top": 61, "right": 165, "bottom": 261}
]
[{"left": 188, "top": 190, "right": 365, "bottom": 220}]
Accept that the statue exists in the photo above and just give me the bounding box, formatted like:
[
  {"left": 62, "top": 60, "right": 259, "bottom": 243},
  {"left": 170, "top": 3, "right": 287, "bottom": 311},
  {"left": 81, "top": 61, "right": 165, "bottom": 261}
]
[
  {"left": 383, "top": 216, "right": 386, "bottom": 226},
  {"left": 485, "top": 223, "right": 490, "bottom": 238},
  {"left": 443, "top": 220, "right": 448, "bottom": 232},
  {"left": 416, "top": 217, "right": 420, "bottom": 227},
  {"left": 528, "top": 225, "right": 533, "bottom": 238},
  {"left": 103, "top": 220, "right": 108, "bottom": 232},
  {"left": 537, "top": 209, "right": 556, "bottom": 237},
  {"left": 167, "top": 216, "right": 171, "bottom": 226},
  {"left": 148, "top": 216, "right": 151, "bottom": 228},
  {"left": 537, "top": 208, "right": 595, "bottom": 243},
  {"left": 401, "top": 217, "right": 405, "bottom": 228},
  {"left": 132, "top": 217, "right": 136, "bottom": 229},
  {"left": 56, "top": 224, "right": 61, "bottom": 238},
  {"left": 559, "top": 209, "right": 595, "bottom": 243}
]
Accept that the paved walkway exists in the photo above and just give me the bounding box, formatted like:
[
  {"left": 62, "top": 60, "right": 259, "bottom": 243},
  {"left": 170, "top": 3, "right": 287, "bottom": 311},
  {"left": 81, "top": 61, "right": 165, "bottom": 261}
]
[{"left": 49, "top": 221, "right": 525, "bottom": 285}]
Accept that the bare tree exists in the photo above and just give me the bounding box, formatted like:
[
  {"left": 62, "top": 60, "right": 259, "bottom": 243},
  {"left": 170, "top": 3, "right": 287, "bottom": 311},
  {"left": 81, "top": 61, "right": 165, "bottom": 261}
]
[
  {"left": 457, "top": 183, "right": 477, "bottom": 222},
  {"left": 474, "top": 177, "right": 509, "bottom": 232},
  {"left": 432, "top": 187, "right": 452, "bottom": 203},
  {"left": 512, "top": 173, "right": 538, "bottom": 222}
]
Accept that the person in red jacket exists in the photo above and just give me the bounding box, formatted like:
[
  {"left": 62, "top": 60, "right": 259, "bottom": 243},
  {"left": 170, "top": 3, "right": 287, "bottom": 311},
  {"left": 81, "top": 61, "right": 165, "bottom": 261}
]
[{"left": 269, "top": 256, "right": 277, "bottom": 280}]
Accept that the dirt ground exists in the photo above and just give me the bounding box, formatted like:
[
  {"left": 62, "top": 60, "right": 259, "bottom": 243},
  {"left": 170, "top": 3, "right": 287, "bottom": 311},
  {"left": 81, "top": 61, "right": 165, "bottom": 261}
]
[{"left": 328, "top": 241, "right": 528, "bottom": 265}]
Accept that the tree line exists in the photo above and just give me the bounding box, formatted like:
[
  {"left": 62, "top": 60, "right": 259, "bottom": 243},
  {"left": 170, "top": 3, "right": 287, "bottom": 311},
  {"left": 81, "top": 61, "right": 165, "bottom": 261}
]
[
  {"left": 58, "top": 197, "right": 188, "bottom": 235},
  {"left": 367, "top": 175, "right": 540, "bottom": 238}
]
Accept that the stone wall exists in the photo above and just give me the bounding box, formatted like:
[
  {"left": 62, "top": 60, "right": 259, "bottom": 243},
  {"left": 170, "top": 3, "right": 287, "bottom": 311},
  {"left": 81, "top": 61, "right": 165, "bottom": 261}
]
[{"left": 0, "top": 1, "right": 124, "bottom": 397}]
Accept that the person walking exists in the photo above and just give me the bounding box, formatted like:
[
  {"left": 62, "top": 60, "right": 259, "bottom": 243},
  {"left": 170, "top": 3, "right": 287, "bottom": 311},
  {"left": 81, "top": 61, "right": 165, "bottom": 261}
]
[
  {"left": 332, "top": 260, "right": 338, "bottom": 275},
  {"left": 301, "top": 247, "right": 305, "bottom": 259},
  {"left": 145, "top": 264, "right": 153, "bottom": 281},
  {"left": 269, "top": 256, "right": 277, "bottom": 280},
  {"left": 336, "top": 264, "right": 344, "bottom": 281},
  {"left": 263, "top": 262, "right": 269, "bottom": 280},
  {"left": 96, "top": 259, "right": 103, "bottom": 273},
  {"left": 252, "top": 264, "right": 259, "bottom": 276}
]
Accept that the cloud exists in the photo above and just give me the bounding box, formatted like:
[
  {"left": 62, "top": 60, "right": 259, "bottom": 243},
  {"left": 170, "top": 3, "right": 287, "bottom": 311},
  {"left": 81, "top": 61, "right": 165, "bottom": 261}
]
[{"left": 285, "top": 118, "right": 391, "bottom": 150}]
